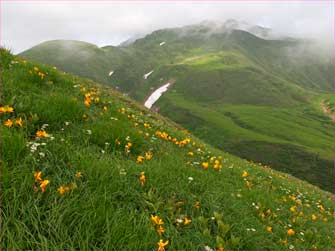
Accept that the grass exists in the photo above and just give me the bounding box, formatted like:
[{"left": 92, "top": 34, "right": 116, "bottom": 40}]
[
  {"left": 18, "top": 26, "right": 333, "bottom": 194},
  {"left": 176, "top": 51, "right": 253, "bottom": 70},
  {"left": 157, "top": 93, "right": 334, "bottom": 192},
  {"left": 1, "top": 48, "right": 334, "bottom": 250},
  {"left": 311, "top": 94, "right": 335, "bottom": 116}
]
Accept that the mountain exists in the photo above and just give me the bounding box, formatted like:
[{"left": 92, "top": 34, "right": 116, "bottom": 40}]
[
  {"left": 19, "top": 20, "right": 334, "bottom": 192},
  {"left": 18, "top": 40, "right": 121, "bottom": 84},
  {"left": 118, "top": 33, "right": 146, "bottom": 46},
  {"left": 1, "top": 48, "right": 334, "bottom": 250}
]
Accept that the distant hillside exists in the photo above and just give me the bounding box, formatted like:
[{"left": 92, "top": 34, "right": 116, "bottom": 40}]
[
  {"left": 1, "top": 48, "right": 334, "bottom": 250},
  {"left": 19, "top": 20, "right": 334, "bottom": 192},
  {"left": 19, "top": 40, "right": 122, "bottom": 84}
]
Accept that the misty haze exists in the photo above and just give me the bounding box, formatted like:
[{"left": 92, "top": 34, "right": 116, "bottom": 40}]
[{"left": 1, "top": 1, "right": 334, "bottom": 251}]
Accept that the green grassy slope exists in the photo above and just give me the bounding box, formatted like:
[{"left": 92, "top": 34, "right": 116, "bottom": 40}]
[
  {"left": 18, "top": 24, "right": 334, "bottom": 192},
  {"left": 156, "top": 93, "right": 334, "bottom": 191},
  {"left": 117, "top": 28, "right": 333, "bottom": 96},
  {"left": 19, "top": 40, "right": 124, "bottom": 85},
  {"left": 227, "top": 30, "right": 333, "bottom": 92},
  {"left": 131, "top": 29, "right": 333, "bottom": 192},
  {"left": 1, "top": 49, "right": 334, "bottom": 250},
  {"left": 136, "top": 31, "right": 333, "bottom": 191},
  {"left": 20, "top": 28, "right": 334, "bottom": 96}
]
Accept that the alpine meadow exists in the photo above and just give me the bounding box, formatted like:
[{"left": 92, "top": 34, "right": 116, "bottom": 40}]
[{"left": 1, "top": 4, "right": 334, "bottom": 251}]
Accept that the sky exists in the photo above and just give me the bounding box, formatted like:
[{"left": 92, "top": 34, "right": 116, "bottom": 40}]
[{"left": 1, "top": 0, "right": 334, "bottom": 54}]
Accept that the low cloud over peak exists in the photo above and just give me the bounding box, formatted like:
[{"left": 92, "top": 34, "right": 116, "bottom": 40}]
[{"left": 2, "top": 1, "right": 333, "bottom": 54}]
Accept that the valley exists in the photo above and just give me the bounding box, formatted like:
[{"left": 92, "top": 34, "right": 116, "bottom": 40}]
[
  {"left": 19, "top": 21, "right": 334, "bottom": 192},
  {"left": 2, "top": 2, "right": 334, "bottom": 249}
]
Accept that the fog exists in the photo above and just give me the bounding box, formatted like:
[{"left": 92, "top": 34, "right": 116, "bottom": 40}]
[{"left": 1, "top": 1, "right": 333, "bottom": 54}]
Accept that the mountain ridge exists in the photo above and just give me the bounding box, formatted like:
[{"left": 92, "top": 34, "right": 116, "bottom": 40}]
[{"left": 18, "top": 21, "right": 334, "bottom": 192}]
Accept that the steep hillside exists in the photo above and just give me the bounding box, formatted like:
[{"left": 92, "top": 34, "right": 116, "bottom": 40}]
[
  {"left": 18, "top": 22, "right": 334, "bottom": 192},
  {"left": 19, "top": 40, "right": 123, "bottom": 84},
  {"left": 1, "top": 48, "right": 334, "bottom": 250}
]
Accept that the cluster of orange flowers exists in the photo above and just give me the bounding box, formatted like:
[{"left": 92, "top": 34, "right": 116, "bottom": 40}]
[
  {"left": 32, "top": 66, "right": 46, "bottom": 79},
  {"left": 151, "top": 215, "right": 165, "bottom": 234},
  {"left": 4, "top": 117, "right": 23, "bottom": 128},
  {"left": 30, "top": 122, "right": 82, "bottom": 196},
  {"left": 200, "top": 156, "right": 223, "bottom": 171},
  {"left": 137, "top": 151, "right": 153, "bottom": 164},
  {"left": 84, "top": 92, "right": 93, "bottom": 107},
  {"left": 124, "top": 142, "right": 132, "bottom": 153},
  {"left": 155, "top": 130, "right": 191, "bottom": 148},
  {"left": 150, "top": 215, "right": 169, "bottom": 250},
  {"left": 57, "top": 185, "right": 72, "bottom": 195},
  {"left": 251, "top": 183, "right": 332, "bottom": 247},
  {"left": 33, "top": 170, "right": 82, "bottom": 195},
  {"left": 143, "top": 122, "right": 151, "bottom": 129},
  {"left": 1, "top": 105, "right": 24, "bottom": 128},
  {"left": 156, "top": 130, "right": 169, "bottom": 141},
  {"left": 57, "top": 172, "right": 82, "bottom": 195},
  {"left": 127, "top": 113, "right": 136, "bottom": 120},
  {"left": 0, "top": 105, "right": 14, "bottom": 113},
  {"left": 36, "top": 130, "right": 48, "bottom": 138},
  {"left": 82, "top": 88, "right": 99, "bottom": 107},
  {"left": 241, "top": 171, "right": 252, "bottom": 189},
  {"left": 38, "top": 72, "right": 45, "bottom": 79},
  {"left": 33, "top": 171, "right": 50, "bottom": 193}
]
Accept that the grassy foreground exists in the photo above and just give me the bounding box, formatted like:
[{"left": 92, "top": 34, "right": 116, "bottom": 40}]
[{"left": 1, "top": 48, "right": 334, "bottom": 250}]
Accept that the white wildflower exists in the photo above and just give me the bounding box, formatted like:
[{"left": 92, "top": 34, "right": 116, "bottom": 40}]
[
  {"left": 119, "top": 169, "right": 127, "bottom": 175},
  {"left": 204, "top": 246, "right": 213, "bottom": 251},
  {"left": 176, "top": 218, "right": 183, "bottom": 223},
  {"left": 41, "top": 124, "right": 49, "bottom": 130}
]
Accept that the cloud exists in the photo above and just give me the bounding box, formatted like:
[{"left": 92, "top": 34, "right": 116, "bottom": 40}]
[{"left": 1, "top": 1, "right": 333, "bottom": 53}]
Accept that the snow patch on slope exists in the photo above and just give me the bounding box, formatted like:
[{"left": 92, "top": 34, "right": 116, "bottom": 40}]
[
  {"left": 144, "top": 83, "right": 171, "bottom": 109},
  {"left": 143, "top": 70, "right": 154, "bottom": 80}
]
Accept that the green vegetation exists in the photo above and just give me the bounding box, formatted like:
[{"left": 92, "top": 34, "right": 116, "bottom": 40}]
[
  {"left": 18, "top": 23, "right": 334, "bottom": 192},
  {"left": 18, "top": 40, "right": 124, "bottom": 85},
  {"left": 157, "top": 93, "right": 333, "bottom": 191},
  {"left": 1, "top": 49, "right": 334, "bottom": 250}
]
